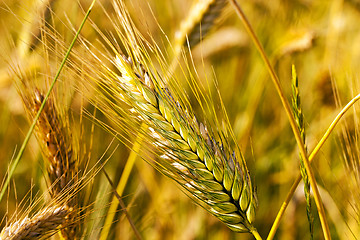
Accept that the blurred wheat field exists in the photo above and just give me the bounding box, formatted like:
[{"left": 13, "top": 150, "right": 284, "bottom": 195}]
[{"left": 1, "top": 0, "right": 360, "bottom": 239}]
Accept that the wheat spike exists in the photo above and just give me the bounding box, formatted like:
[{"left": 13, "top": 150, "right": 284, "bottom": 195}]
[
  {"left": 291, "top": 65, "right": 314, "bottom": 238},
  {"left": 29, "top": 88, "right": 79, "bottom": 239},
  {"left": 174, "top": 0, "right": 228, "bottom": 55},
  {"left": 0, "top": 205, "right": 72, "bottom": 240},
  {"left": 110, "top": 54, "right": 257, "bottom": 232},
  {"left": 31, "top": 89, "right": 75, "bottom": 196},
  {"left": 16, "top": 79, "right": 79, "bottom": 239},
  {"left": 72, "top": 0, "right": 259, "bottom": 234}
]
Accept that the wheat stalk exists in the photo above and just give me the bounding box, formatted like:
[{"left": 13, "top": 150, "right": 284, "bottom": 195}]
[
  {"left": 228, "top": 1, "right": 331, "bottom": 239},
  {"left": 0, "top": 205, "right": 72, "bottom": 240}
]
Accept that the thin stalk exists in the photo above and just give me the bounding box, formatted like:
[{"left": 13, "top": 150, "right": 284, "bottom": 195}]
[
  {"left": 267, "top": 93, "right": 360, "bottom": 239},
  {"left": 250, "top": 228, "right": 263, "bottom": 240},
  {"left": 102, "top": 169, "right": 142, "bottom": 240},
  {"left": 228, "top": 0, "right": 331, "bottom": 239},
  {"left": 0, "top": 0, "right": 96, "bottom": 203},
  {"left": 100, "top": 124, "right": 145, "bottom": 240}
]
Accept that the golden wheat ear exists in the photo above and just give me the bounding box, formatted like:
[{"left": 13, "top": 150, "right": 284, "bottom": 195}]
[
  {"left": 0, "top": 204, "right": 72, "bottom": 240},
  {"left": 13, "top": 69, "right": 81, "bottom": 239},
  {"left": 174, "top": 0, "right": 228, "bottom": 55},
  {"left": 32, "top": 89, "right": 80, "bottom": 239},
  {"left": 0, "top": 169, "right": 101, "bottom": 240}
]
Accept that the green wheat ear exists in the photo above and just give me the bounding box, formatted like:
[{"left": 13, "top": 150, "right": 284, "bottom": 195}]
[
  {"left": 114, "top": 54, "right": 258, "bottom": 232},
  {"left": 74, "top": 0, "right": 261, "bottom": 237},
  {"left": 291, "top": 65, "right": 314, "bottom": 239}
]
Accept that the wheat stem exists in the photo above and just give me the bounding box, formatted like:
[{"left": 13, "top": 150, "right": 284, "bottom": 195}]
[
  {"left": 0, "top": 0, "right": 96, "bottom": 204},
  {"left": 309, "top": 93, "right": 360, "bottom": 163},
  {"left": 102, "top": 169, "right": 142, "bottom": 240},
  {"left": 100, "top": 124, "right": 145, "bottom": 240},
  {"left": 228, "top": 0, "right": 331, "bottom": 239},
  {"left": 267, "top": 92, "right": 360, "bottom": 239},
  {"left": 250, "top": 228, "right": 263, "bottom": 240}
]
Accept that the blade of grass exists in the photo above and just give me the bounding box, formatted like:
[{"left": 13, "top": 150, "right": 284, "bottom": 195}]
[
  {"left": 267, "top": 93, "right": 360, "bottom": 239},
  {"left": 228, "top": 0, "right": 331, "bottom": 239},
  {"left": 0, "top": 0, "right": 96, "bottom": 203}
]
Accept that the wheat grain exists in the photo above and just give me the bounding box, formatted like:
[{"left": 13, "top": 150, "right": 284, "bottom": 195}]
[{"left": 0, "top": 205, "right": 72, "bottom": 240}]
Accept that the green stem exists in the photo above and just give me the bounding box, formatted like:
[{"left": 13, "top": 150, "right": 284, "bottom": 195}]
[
  {"left": 267, "top": 93, "right": 360, "bottom": 239},
  {"left": 0, "top": 0, "right": 96, "bottom": 203},
  {"left": 229, "top": 0, "right": 331, "bottom": 239}
]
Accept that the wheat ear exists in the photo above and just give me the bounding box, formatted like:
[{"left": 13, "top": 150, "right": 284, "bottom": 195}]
[
  {"left": 19, "top": 87, "right": 79, "bottom": 239},
  {"left": 0, "top": 205, "right": 72, "bottom": 240},
  {"left": 110, "top": 55, "right": 258, "bottom": 234},
  {"left": 291, "top": 65, "right": 314, "bottom": 238},
  {"left": 0, "top": 0, "right": 94, "bottom": 205},
  {"left": 174, "top": 0, "right": 227, "bottom": 55},
  {"left": 72, "top": 0, "right": 259, "bottom": 236},
  {"left": 14, "top": 69, "right": 79, "bottom": 239}
]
